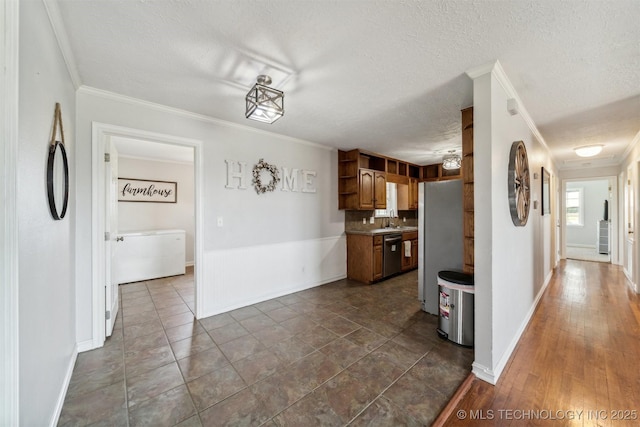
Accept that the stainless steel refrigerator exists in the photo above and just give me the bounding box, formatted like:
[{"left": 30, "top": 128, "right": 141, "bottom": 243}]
[{"left": 418, "top": 180, "right": 463, "bottom": 315}]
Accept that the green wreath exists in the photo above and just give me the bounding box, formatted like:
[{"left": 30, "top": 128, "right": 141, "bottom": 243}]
[{"left": 252, "top": 158, "right": 280, "bottom": 194}]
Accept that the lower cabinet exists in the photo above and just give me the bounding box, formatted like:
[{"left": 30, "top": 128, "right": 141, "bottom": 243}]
[
  {"left": 401, "top": 231, "right": 419, "bottom": 272},
  {"left": 347, "top": 231, "right": 418, "bottom": 284},
  {"left": 347, "top": 234, "right": 383, "bottom": 284},
  {"left": 411, "top": 238, "right": 418, "bottom": 269},
  {"left": 373, "top": 241, "right": 383, "bottom": 280}
]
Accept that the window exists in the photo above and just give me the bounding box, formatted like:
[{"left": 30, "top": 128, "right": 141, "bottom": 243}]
[
  {"left": 566, "top": 188, "right": 584, "bottom": 226},
  {"left": 375, "top": 183, "right": 397, "bottom": 218}
]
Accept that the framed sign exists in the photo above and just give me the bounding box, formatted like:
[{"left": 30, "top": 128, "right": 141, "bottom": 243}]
[
  {"left": 118, "top": 178, "right": 177, "bottom": 203},
  {"left": 541, "top": 167, "right": 550, "bottom": 216}
]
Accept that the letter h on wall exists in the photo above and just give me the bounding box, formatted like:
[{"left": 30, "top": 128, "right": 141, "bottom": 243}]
[{"left": 225, "top": 160, "right": 248, "bottom": 189}]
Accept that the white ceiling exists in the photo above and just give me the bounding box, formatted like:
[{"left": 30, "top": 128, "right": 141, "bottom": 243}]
[{"left": 54, "top": 0, "right": 639, "bottom": 169}]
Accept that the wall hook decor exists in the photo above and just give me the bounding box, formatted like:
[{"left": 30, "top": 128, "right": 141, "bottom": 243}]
[{"left": 47, "top": 103, "right": 69, "bottom": 220}]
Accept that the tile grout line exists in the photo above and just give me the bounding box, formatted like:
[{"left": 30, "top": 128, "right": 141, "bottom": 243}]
[
  {"left": 258, "top": 333, "right": 392, "bottom": 425},
  {"left": 78, "top": 271, "right": 468, "bottom": 426},
  {"left": 343, "top": 346, "right": 436, "bottom": 426}
]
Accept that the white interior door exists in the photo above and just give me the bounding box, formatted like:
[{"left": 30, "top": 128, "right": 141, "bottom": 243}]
[{"left": 105, "top": 140, "right": 119, "bottom": 336}]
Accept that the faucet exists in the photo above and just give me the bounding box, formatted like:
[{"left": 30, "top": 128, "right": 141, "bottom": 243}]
[{"left": 388, "top": 209, "right": 395, "bottom": 228}]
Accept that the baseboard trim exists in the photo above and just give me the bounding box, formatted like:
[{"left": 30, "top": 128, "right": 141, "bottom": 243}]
[
  {"left": 475, "top": 269, "right": 554, "bottom": 385},
  {"left": 566, "top": 244, "right": 596, "bottom": 249},
  {"left": 197, "top": 273, "right": 347, "bottom": 319},
  {"left": 491, "top": 269, "right": 553, "bottom": 382},
  {"left": 49, "top": 345, "right": 78, "bottom": 427},
  {"left": 623, "top": 268, "right": 638, "bottom": 293},
  {"left": 432, "top": 373, "right": 476, "bottom": 426},
  {"left": 472, "top": 362, "right": 497, "bottom": 385},
  {"left": 76, "top": 339, "right": 95, "bottom": 353}
]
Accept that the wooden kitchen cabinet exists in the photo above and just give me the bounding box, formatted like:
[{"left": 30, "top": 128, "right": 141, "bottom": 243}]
[
  {"left": 411, "top": 238, "right": 418, "bottom": 269},
  {"left": 373, "top": 241, "right": 383, "bottom": 280},
  {"left": 347, "top": 234, "right": 383, "bottom": 283},
  {"left": 339, "top": 149, "right": 419, "bottom": 210},
  {"left": 409, "top": 178, "right": 419, "bottom": 209},
  {"left": 374, "top": 172, "right": 386, "bottom": 209},
  {"left": 401, "top": 231, "right": 418, "bottom": 272},
  {"left": 462, "top": 106, "right": 474, "bottom": 274},
  {"left": 358, "top": 169, "right": 387, "bottom": 210}
]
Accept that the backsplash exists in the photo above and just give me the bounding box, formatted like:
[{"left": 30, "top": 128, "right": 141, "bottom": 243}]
[{"left": 345, "top": 210, "right": 418, "bottom": 231}]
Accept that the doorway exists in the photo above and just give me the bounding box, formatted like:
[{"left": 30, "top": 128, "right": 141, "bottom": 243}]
[
  {"left": 562, "top": 177, "right": 617, "bottom": 264},
  {"left": 91, "top": 123, "right": 203, "bottom": 347}
]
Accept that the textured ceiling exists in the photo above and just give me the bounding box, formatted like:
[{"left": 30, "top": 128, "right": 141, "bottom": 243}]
[{"left": 55, "top": 0, "right": 639, "bottom": 168}]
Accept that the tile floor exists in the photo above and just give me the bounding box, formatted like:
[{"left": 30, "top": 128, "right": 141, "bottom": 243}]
[{"left": 59, "top": 269, "right": 473, "bottom": 426}]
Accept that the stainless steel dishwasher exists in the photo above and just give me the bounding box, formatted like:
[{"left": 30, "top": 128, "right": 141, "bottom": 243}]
[{"left": 383, "top": 233, "right": 402, "bottom": 278}]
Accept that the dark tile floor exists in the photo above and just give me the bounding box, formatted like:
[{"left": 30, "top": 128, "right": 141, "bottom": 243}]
[{"left": 59, "top": 268, "right": 473, "bottom": 426}]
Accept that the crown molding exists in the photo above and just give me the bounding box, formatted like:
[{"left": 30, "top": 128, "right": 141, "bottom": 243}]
[
  {"left": 42, "top": 0, "right": 81, "bottom": 89},
  {"left": 465, "top": 61, "right": 497, "bottom": 80},
  {"left": 620, "top": 129, "right": 640, "bottom": 164},
  {"left": 466, "top": 60, "right": 557, "bottom": 170},
  {"left": 77, "top": 85, "right": 335, "bottom": 152}
]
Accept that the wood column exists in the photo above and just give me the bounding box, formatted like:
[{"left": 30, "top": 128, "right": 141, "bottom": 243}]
[{"left": 462, "top": 107, "right": 474, "bottom": 274}]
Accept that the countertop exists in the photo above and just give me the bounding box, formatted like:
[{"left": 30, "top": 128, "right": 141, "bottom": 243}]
[{"left": 345, "top": 226, "right": 418, "bottom": 236}]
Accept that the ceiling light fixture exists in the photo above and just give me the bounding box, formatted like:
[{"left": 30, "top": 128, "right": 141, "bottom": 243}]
[
  {"left": 442, "top": 150, "right": 461, "bottom": 170},
  {"left": 574, "top": 145, "right": 603, "bottom": 157},
  {"left": 245, "top": 75, "right": 284, "bottom": 124}
]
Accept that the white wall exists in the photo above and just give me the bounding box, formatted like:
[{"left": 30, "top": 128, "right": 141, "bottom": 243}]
[
  {"left": 566, "top": 180, "right": 609, "bottom": 247},
  {"left": 118, "top": 156, "right": 195, "bottom": 264},
  {"left": 75, "top": 88, "right": 346, "bottom": 343},
  {"left": 619, "top": 133, "right": 640, "bottom": 290},
  {"left": 18, "top": 1, "right": 77, "bottom": 425},
  {"left": 470, "top": 62, "right": 555, "bottom": 384}
]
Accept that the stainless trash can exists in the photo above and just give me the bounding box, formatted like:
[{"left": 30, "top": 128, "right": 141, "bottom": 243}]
[{"left": 436, "top": 271, "right": 474, "bottom": 347}]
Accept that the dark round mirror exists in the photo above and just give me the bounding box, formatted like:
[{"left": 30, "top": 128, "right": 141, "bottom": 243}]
[{"left": 47, "top": 141, "right": 69, "bottom": 220}]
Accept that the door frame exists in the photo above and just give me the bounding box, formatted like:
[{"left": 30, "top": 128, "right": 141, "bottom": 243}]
[
  {"left": 91, "top": 122, "right": 204, "bottom": 347},
  {"left": 560, "top": 176, "right": 618, "bottom": 264},
  {"left": 1, "top": 0, "right": 20, "bottom": 423},
  {"left": 104, "top": 141, "right": 119, "bottom": 337}
]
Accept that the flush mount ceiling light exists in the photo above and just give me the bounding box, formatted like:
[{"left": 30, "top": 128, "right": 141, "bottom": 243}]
[
  {"left": 574, "top": 144, "right": 603, "bottom": 158},
  {"left": 245, "top": 75, "right": 284, "bottom": 124},
  {"left": 442, "top": 150, "right": 461, "bottom": 170}
]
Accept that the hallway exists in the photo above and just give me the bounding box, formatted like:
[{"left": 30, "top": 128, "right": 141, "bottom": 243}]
[
  {"left": 59, "top": 270, "right": 473, "bottom": 426},
  {"left": 444, "top": 260, "right": 640, "bottom": 426}
]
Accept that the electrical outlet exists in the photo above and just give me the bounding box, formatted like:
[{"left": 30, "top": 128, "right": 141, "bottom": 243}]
[
  {"left": 217, "top": 217, "right": 223, "bottom": 227},
  {"left": 369, "top": 216, "right": 374, "bottom": 224},
  {"left": 362, "top": 217, "right": 366, "bottom": 224}
]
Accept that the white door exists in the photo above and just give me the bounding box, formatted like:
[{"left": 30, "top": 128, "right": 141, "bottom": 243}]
[{"left": 105, "top": 140, "right": 119, "bottom": 337}]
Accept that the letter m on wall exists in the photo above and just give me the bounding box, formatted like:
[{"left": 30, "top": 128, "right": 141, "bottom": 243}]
[{"left": 281, "top": 167, "right": 299, "bottom": 192}]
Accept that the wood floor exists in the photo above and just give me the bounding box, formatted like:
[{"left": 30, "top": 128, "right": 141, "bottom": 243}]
[{"left": 442, "top": 260, "right": 640, "bottom": 427}]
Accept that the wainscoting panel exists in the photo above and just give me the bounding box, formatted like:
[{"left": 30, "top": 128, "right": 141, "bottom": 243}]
[{"left": 200, "top": 236, "right": 347, "bottom": 317}]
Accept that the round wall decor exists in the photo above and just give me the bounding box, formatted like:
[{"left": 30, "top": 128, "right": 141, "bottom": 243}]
[
  {"left": 507, "top": 140, "right": 530, "bottom": 226},
  {"left": 47, "top": 141, "right": 69, "bottom": 219},
  {"left": 252, "top": 158, "right": 280, "bottom": 194},
  {"left": 47, "top": 103, "right": 70, "bottom": 220}
]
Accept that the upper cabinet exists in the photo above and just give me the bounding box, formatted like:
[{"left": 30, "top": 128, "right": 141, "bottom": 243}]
[
  {"left": 338, "top": 148, "right": 461, "bottom": 210},
  {"left": 339, "top": 149, "right": 388, "bottom": 210},
  {"left": 358, "top": 169, "right": 386, "bottom": 209},
  {"left": 421, "top": 163, "right": 462, "bottom": 181},
  {"left": 339, "top": 149, "right": 421, "bottom": 210}
]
